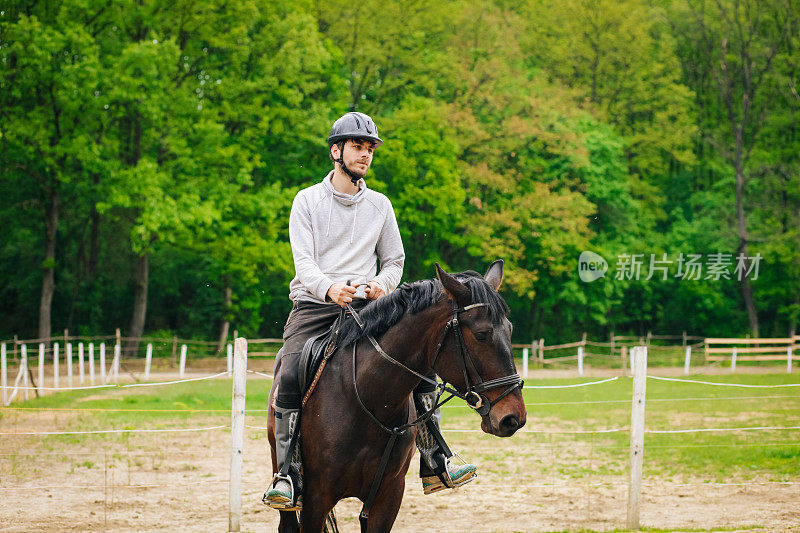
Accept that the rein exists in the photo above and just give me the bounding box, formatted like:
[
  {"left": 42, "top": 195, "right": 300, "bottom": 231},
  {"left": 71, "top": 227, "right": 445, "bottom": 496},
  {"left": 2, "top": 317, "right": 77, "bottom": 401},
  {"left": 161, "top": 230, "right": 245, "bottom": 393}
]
[{"left": 346, "top": 300, "right": 522, "bottom": 525}]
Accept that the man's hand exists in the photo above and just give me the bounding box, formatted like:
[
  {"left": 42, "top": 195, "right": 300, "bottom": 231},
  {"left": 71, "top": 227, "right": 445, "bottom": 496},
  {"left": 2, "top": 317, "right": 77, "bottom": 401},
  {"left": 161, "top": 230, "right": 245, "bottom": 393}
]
[
  {"left": 327, "top": 282, "right": 359, "bottom": 307},
  {"left": 364, "top": 281, "right": 386, "bottom": 300}
]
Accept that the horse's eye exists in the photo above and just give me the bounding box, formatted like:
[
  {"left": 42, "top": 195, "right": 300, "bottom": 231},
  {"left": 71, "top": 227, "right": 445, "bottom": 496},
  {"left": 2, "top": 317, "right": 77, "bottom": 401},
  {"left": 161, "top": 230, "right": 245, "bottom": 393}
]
[{"left": 474, "top": 332, "right": 488, "bottom": 342}]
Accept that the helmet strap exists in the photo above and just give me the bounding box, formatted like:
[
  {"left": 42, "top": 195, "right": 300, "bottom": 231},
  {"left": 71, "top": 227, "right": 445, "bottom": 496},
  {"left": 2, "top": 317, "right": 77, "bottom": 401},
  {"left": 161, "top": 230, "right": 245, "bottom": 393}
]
[{"left": 333, "top": 140, "right": 363, "bottom": 187}]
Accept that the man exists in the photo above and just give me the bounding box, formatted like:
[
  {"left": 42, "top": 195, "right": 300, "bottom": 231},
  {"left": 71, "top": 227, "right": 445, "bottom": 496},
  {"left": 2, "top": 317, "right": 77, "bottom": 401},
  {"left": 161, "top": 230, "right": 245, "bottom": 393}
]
[{"left": 263, "top": 111, "right": 476, "bottom": 511}]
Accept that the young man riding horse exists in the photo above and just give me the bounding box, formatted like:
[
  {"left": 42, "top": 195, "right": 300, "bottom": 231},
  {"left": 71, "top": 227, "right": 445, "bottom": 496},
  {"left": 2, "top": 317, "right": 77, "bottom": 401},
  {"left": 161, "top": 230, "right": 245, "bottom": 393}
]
[{"left": 263, "top": 112, "right": 478, "bottom": 510}]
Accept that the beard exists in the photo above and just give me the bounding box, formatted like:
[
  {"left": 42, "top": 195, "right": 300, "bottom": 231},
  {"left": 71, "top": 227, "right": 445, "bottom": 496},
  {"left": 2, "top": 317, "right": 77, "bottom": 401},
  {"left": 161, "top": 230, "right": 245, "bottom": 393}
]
[{"left": 344, "top": 160, "right": 369, "bottom": 178}]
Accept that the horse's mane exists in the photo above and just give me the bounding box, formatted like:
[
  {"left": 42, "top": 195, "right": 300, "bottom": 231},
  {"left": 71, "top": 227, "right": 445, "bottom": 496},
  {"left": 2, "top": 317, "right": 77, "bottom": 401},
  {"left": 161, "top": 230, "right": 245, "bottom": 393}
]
[{"left": 339, "top": 270, "right": 510, "bottom": 347}]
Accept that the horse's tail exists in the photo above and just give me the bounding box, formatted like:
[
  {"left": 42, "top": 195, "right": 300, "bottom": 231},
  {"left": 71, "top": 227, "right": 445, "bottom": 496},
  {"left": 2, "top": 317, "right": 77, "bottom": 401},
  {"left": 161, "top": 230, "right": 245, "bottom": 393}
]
[{"left": 323, "top": 508, "right": 339, "bottom": 533}]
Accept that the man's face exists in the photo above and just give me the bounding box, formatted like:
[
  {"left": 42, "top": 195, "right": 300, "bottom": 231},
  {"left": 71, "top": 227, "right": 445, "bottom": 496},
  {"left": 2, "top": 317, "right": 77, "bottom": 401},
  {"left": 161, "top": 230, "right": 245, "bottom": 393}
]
[{"left": 332, "top": 138, "right": 375, "bottom": 178}]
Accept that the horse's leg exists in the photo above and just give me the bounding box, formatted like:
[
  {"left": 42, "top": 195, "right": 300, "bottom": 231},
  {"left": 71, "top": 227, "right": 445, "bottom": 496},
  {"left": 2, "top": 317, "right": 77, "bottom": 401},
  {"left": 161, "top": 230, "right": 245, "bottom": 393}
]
[
  {"left": 299, "top": 492, "right": 336, "bottom": 533},
  {"left": 278, "top": 510, "right": 300, "bottom": 533},
  {"left": 363, "top": 478, "right": 405, "bottom": 533}
]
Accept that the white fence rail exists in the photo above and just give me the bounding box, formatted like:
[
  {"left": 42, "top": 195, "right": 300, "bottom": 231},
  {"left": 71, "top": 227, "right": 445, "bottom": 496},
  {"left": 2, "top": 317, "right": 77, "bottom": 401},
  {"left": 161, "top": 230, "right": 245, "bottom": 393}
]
[{"left": 0, "top": 340, "right": 237, "bottom": 405}]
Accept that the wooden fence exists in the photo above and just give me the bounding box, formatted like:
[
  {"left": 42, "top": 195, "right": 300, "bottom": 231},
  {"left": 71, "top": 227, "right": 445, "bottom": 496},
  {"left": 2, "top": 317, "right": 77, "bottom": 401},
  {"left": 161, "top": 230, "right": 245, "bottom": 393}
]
[
  {"left": 513, "top": 332, "right": 798, "bottom": 378},
  {"left": 704, "top": 336, "right": 800, "bottom": 371},
  {"left": 3, "top": 331, "right": 797, "bottom": 403}
]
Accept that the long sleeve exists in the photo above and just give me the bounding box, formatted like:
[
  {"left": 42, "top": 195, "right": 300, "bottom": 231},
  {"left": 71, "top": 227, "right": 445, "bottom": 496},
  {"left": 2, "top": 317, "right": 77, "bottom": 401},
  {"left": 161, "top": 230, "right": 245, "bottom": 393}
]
[
  {"left": 288, "top": 193, "right": 334, "bottom": 302},
  {"left": 372, "top": 202, "right": 405, "bottom": 292}
]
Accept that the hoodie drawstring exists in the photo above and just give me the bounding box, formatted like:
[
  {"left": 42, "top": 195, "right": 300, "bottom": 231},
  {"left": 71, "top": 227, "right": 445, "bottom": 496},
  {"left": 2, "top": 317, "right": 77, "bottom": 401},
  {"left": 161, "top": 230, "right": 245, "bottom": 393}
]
[{"left": 350, "top": 202, "right": 358, "bottom": 244}]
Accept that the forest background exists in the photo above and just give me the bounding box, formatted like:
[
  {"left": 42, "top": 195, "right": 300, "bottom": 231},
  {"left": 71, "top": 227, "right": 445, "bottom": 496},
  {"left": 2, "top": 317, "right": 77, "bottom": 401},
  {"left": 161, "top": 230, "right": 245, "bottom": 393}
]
[{"left": 1, "top": 0, "right": 799, "bottom": 349}]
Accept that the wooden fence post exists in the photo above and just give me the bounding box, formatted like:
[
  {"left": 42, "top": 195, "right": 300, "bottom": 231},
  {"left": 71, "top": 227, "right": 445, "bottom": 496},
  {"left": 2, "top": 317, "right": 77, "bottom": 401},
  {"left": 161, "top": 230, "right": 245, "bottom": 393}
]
[
  {"left": 577, "top": 345, "right": 584, "bottom": 376},
  {"left": 179, "top": 344, "right": 187, "bottom": 378},
  {"left": 22, "top": 345, "right": 29, "bottom": 401},
  {"left": 788, "top": 344, "right": 793, "bottom": 374},
  {"left": 731, "top": 346, "right": 737, "bottom": 372},
  {"left": 38, "top": 343, "right": 45, "bottom": 396},
  {"left": 88, "top": 343, "right": 95, "bottom": 385},
  {"left": 610, "top": 331, "right": 615, "bottom": 358},
  {"left": 1, "top": 343, "right": 6, "bottom": 406},
  {"left": 621, "top": 345, "right": 628, "bottom": 376},
  {"left": 228, "top": 337, "right": 248, "bottom": 532},
  {"left": 53, "top": 342, "right": 60, "bottom": 389},
  {"left": 538, "top": 338, "right": 544, "bottom": 364},
  {"left": 100, "top": 343, "right": 106, "bottom": 384},
  {"left": 684, "top": 346, "right": 691, "bottom": 375},
  {"left": 227, "top": 343, "right": 233, "bottom": 374},
  {"left": 522, "top": 347, "right": 529, "bottom": 378},
  {"left": 627, "top": 346, "right": 648, "bottom": 530},
  {"left": 145, "top": 343, "right": 153, "bottom": 381},
  {"left": 78, "top": 343, "right": 85, "bottom": 385},
  {"left": 67, "top": 343, "right": 73, "bottom": 388},
  {"left": 112, "top": 343, "right": 121, "bottom": 383}
]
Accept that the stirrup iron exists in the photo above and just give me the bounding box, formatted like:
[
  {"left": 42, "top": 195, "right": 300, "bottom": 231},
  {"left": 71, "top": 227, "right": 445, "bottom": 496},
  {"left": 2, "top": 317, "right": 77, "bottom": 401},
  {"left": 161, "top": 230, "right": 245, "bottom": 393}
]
[{"left": 263, "top": 473, "right": 302, "bottom": 510}]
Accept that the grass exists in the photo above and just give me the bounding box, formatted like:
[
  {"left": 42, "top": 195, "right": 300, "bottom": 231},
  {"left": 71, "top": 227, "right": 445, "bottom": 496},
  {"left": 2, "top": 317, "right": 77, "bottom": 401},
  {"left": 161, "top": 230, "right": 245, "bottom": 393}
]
[
  {"left": 442, "top": 372, "right": 800, "bottom": 482},
  {"left": 2, "top": 372, "right": 799, "bottom": 483}
]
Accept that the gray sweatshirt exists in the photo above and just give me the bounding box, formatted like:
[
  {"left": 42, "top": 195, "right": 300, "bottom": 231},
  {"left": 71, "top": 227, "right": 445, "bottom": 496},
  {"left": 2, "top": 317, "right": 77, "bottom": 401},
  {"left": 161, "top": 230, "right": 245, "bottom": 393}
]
[{"left": 288, "top": 172, "right": 405, "bottom": 303}]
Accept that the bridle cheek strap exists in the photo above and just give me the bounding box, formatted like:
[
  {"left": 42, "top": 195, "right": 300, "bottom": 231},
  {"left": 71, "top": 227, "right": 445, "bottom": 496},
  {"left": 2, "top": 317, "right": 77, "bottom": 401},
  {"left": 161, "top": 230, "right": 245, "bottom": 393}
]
[{"left": 438, "top": 302, "right": 524, "bottom": 417}]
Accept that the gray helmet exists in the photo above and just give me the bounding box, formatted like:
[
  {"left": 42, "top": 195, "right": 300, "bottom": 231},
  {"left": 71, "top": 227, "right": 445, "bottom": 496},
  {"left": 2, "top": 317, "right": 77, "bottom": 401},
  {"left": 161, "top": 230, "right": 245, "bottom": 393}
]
[{"left": 327, "top": 112, "right": 383, "bottom": 147}]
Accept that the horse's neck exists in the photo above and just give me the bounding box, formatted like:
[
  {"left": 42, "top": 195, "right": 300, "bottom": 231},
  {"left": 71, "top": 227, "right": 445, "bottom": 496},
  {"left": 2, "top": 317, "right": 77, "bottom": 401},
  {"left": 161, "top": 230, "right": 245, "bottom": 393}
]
[{"left": 353, "top": 304, "right": 446, "bottom": 420}]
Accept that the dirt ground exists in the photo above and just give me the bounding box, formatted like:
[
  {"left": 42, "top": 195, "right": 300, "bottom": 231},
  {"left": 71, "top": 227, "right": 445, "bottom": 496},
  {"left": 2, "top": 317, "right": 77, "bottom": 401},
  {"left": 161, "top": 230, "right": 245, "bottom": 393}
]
[{"left": 1, "top": 366, "right": 799, "bottom": 532}]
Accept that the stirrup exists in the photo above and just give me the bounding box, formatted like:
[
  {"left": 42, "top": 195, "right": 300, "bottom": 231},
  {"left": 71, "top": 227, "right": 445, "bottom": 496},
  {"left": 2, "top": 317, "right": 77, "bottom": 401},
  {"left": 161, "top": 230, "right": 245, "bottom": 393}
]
[
  {"left": 263, "top": 474, "right": 302, "bottom": 511},
  {"left": 422, "top": 461, "right": 477, "bottom": 495}
]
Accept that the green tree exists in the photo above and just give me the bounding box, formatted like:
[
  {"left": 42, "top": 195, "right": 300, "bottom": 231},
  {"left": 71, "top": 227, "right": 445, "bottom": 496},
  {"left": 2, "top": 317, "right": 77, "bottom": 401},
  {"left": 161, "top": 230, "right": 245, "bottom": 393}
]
[
  {"left": 0, "top": 11, "right": 103, "bottom": 341},
  {"left": 523, "top": 0, "right": 697, "bottom": 216},
  {"left": 665, "top": 0, "right": 799, "bottom": 336}
]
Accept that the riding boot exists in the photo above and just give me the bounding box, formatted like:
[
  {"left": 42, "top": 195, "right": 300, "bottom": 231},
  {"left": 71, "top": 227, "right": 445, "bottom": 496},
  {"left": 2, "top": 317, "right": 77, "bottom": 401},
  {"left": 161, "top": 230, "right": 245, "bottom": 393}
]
[
  {"left": 414, "top": 389, "right": 478, "bottom": 495},
  {"left": 263, "top": 405, "right": 302, "bottom": 510}
]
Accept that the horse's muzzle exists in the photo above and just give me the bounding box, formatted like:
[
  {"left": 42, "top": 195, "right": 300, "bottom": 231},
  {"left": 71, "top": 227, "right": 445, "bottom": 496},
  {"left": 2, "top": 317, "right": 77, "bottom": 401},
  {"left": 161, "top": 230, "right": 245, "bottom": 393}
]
[{"left": 480, "top": 390, "right": 526, "bottom": 437}]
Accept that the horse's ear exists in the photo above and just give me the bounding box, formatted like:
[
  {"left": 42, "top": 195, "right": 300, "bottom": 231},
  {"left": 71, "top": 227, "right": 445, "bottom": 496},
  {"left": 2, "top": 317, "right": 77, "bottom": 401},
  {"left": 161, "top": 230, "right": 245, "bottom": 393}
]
[
  {"left": 484, "top": 259, "right": 504, "bottom": 291},
  {"left": 436, "top": 263, "right": 471, "bottom": 306}
]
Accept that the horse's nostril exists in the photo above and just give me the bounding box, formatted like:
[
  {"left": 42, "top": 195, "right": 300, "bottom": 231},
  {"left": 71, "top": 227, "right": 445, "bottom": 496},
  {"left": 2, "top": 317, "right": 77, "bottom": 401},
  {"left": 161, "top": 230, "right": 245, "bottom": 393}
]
[{"left": 499, "top": 415, "right": 519, "bottom": 431}]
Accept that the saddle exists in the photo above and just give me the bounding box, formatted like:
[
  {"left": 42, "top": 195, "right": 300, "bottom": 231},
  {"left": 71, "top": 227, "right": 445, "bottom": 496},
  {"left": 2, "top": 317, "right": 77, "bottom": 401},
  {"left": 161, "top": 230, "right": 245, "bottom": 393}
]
[
  {"left": 277, "top": 306, "right": 351, "bottom": 503},
  {"left": 297, "top": 306, "right": 349, "bottom": 400}
]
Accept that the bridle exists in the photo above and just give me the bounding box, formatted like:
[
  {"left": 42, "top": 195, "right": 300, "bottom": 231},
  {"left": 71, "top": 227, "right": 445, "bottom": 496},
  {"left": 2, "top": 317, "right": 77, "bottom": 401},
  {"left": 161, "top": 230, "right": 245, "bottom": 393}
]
[
  {"left": 347, "top": 300, "right": 523, "bottom": 422},
  {"left": 431, "top": 301, "right": 524, "bottom": 416},
  {"left": 346, "top": 299, "right": 523, "bottom": 525}
]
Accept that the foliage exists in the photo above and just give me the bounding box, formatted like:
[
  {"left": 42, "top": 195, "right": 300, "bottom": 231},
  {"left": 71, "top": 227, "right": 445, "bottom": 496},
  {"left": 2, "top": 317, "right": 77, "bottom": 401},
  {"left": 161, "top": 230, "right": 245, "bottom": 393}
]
[{"left": 1, "top": 0, "right": 798, "bottom": 344}]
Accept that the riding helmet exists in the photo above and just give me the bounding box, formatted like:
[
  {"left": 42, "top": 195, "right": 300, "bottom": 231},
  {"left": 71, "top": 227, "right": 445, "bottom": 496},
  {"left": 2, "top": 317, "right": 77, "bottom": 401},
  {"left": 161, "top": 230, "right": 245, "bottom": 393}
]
[{"left": 327, "top": 112, "right": 383, "bottom": 147}]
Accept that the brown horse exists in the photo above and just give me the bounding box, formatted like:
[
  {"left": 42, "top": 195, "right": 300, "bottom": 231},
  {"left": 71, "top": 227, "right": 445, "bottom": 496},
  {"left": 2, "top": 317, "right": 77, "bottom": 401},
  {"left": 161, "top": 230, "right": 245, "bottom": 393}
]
[{"left": 268, "top": 260, "right": 527, "bottom": 532}]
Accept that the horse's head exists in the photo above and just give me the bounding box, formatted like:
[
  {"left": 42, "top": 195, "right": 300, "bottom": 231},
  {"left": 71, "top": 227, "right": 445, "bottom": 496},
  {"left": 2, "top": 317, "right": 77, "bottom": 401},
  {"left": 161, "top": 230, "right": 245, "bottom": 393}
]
[{"left": 433, "top": 260, "right": 527, "bottom": 438}]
